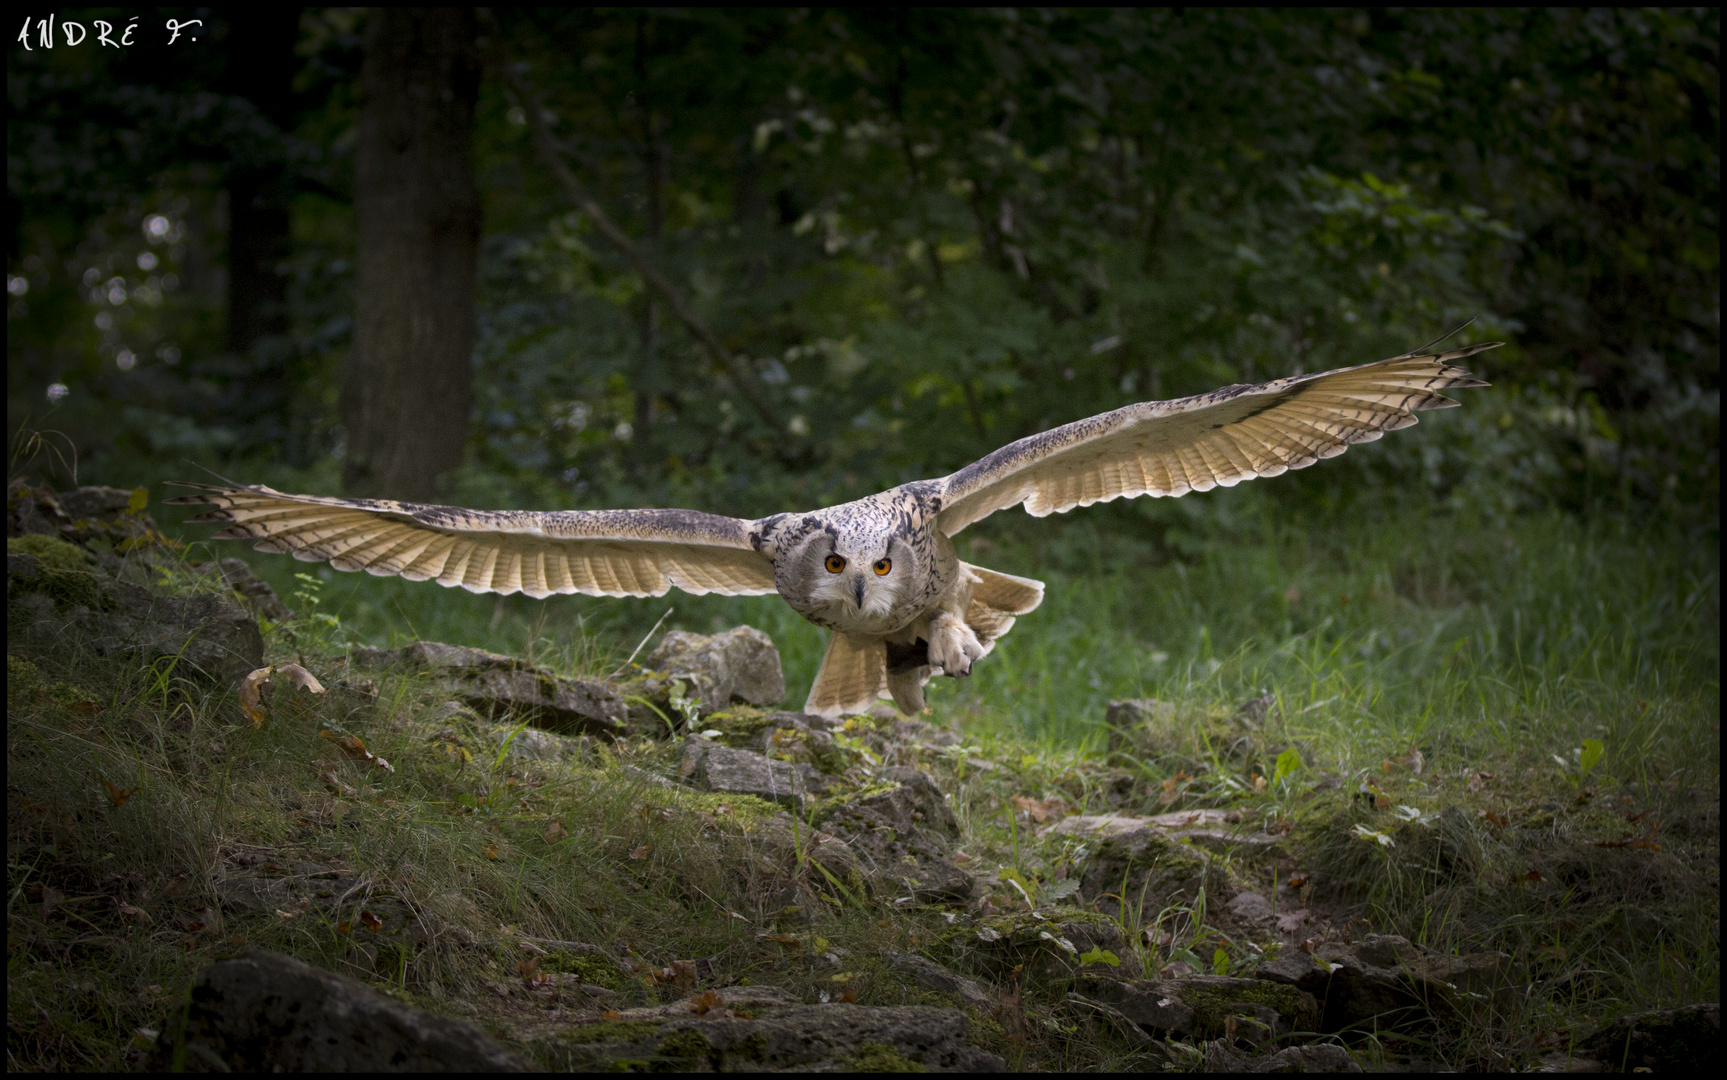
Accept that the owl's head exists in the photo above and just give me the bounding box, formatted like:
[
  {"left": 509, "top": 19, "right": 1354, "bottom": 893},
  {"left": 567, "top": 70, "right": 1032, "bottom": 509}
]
[{"left": 777, "top": 521, "right": 916, "bottom": 628}]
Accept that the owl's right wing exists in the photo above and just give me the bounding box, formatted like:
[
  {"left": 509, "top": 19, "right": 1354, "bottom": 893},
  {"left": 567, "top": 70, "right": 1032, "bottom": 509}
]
[
  {"left": 935, "top": 342, "right": 1497, "bottom": 536},
  {"left": 167, "top": 484, "right": 778, "bottom": 598}
]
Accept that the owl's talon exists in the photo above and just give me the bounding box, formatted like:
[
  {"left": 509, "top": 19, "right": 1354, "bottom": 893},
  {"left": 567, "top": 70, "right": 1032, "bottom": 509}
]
[{"left": 928, "top": 613, "right": 984, "bottom": 677}]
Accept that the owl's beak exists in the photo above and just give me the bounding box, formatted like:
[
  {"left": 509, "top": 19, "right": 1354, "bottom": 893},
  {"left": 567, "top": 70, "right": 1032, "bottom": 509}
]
[{"left": 853, "top": 576, "right": 866, "bottom": 608}]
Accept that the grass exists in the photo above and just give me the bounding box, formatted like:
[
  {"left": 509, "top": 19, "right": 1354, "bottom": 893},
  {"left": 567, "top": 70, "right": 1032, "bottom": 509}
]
[{"left": 7, "top": 479, "right": 1719, "bottom": 1071}]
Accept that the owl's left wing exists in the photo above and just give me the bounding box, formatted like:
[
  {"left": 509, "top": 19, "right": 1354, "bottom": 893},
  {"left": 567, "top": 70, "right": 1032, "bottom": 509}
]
[
  {"left": 167, "top": 484, "right": 777, "bottom": 598},
  {"left": 935, "top": 342, "right": 1497, "bottom": 536}
]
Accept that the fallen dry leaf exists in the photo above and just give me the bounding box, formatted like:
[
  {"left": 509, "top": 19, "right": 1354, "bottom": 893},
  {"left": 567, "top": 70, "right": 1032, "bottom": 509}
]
[
  {"left": 319, "top": 769, "right": 356, "bottom": 798},
  {"left": 1520, "top": 870, "right": 1547, "bottom": 883},
  {"left": 319, "top": 730, "right": 394, "bottom": 773},
  {"left": 1011, "top": 795, "right": 1069, "bottom": 823},
  {"left": 1467, "top": 771, "right": 1495, "bottom": 793},
  {"left": 1252, "top": 774, "right": 1268, "bottom": 791},
  {"left": 602, "top": 1009, "right": 623, "bottom": 1022},
  {"left": 838, "top": 989, "right": 860, "bottom": 1003},
  {"left": 40, "top": 885, "right": 65, "bottom": 920},
  {"left": 1275, "top": 911, "right": 1308, "bottom": 934},
  {"left": 759, "top": 933, "right": 803, "bottom": 950},
  {"left": 116, "top": 902, "right": 154, "bottom": 924},
  {"left": 69, "top": 700, "right": 106, "bottom": 716},
  {"left": 335, "top": 920, "right": 352, "bottom": 936},
  {"left": 1158, "top": 771, "right": 1193, "bottom": 806},
  {"left": 240, "top": 665, "right": 327, "bottom": 727},
  {"left": 1590, "top": 825, "right": 1661, "bottom": 851},
  {"left": 1266, "top": 819, "right": 1294, "bottom": 836},
  {"left": 1479, "top": 810, "right": 1509, "bottom": 827},
  {"left": 239, "top": 665, "right": 274, "bottom": 726},
  {"left": 543, "top": 819, "right": 566, "bottom": 845},
  {"left": 629, "top": 844, "right": 651, "bottom": 861},
  {"left": 484, "top": 844, "right": 500, "bottom": 861},
  {"left": 275, "top": 663, "right": 326, "bottom": 696},
  {"left": 100, "top": 778, "right": 138, "bottom": 808},
  {"left": 688, "top": 990, "right": 723, "bottom": 1016}
]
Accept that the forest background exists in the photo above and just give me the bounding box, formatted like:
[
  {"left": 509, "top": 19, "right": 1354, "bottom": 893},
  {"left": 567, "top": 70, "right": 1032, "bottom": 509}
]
[{"left": 6, "top": 7, "right": 1720, "bottom": 718}]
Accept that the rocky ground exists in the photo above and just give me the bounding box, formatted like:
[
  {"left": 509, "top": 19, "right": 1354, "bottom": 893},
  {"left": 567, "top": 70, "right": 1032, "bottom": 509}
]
[{"left": 7, "top": 481, "right": 1719, "bottom": 1072}]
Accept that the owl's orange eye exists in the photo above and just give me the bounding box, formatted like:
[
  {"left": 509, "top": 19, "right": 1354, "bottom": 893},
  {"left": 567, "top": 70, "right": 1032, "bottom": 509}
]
[
  {"left": 873, "top": 558, "right": 892, "bottom": 576},
  {"left": 824, "top": 555, "right": 846, "bottom": 574}
]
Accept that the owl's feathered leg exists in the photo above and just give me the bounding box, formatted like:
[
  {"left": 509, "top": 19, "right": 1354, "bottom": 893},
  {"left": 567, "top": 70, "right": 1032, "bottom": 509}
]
[
  {"left": 927, "top": 610, "right": 985, "bottom": 676},
  {"left": 804, "top": 631, "right": 890, "bottom": 718},
  {"left": 929, "top": 562, "right": 1046, "bottom": 676}
]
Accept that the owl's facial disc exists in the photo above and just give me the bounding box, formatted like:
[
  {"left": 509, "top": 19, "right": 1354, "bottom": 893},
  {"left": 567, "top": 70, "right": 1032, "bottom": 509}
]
[{"left": 805, "top": 533, "right": 904, "bottom": 621}]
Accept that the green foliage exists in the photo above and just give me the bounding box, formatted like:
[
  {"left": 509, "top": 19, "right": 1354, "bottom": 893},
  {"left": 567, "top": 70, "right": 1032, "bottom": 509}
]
[{"left": 7, "top": 10, "right": 1715, "bottom": 527}]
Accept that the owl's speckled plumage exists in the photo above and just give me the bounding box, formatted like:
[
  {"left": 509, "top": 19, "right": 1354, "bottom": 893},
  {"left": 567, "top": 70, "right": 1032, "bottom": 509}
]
[{"left": 172, "top": 341, "right": 1496, "bottom": 718}]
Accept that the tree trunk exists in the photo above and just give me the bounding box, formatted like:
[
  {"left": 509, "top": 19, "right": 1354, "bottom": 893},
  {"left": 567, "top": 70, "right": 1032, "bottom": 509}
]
[{"left": 344, "top": 7, "right": 481, "bottom": 501}]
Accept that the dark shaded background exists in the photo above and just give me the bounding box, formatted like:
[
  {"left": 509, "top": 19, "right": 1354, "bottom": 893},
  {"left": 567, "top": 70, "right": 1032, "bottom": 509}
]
[{"left": 7, "top": 8, "right": 1718, "bottom": 543}]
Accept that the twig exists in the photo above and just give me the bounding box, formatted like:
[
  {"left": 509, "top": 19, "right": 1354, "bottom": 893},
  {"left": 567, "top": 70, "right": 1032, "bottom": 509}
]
[
  {"left": 611, "top": 607, "right": 675, "bottom": 679},
  {"left": 480, "top": 13, "right": 786, "bottom": 436}
]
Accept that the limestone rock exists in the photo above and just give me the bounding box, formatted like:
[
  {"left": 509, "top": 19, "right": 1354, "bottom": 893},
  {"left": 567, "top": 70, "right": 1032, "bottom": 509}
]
[
  {"left": 886, "top": 950, "right": 996, "bottom": 1011},
  {"left": 57, "top": 485, "right": 136, "bottom": 519},
  {"left": 1252, "top": 933, "right": 1508, "bottom": 1032},
  {"left": 968, "top": 914, "right": 1142, "bottom": 982},
  {"left": 679, "top": 737, "right": 828, "bottom": 809},
  {"left": 8, "top": 481, "right": 159, "bottom": 547},
  {"left": 1227, "top": 891, "right": 1274, "bottom": 922},
  {"left": 1104, "top": 699, "right": 1176, "bottom": 761},
  {"left": 1206, "top": 1040, "right": 1362, "bottom": 1073},
  {"left": 1578, "top": 1003, "right": 1718, "bottom": 1072},
  {"left": 646, "top": 626, "right": 785, "bottom": 712},
  {"left": 547, "top": 1003, "right": 1002, "bottom": 1072},
  {"left": 153, "top": 950, "right": 529, "bottom": 1071},
  {"left": 1076, "top": 825, "right": 1225, "bottom": 918},
  {"left": 1078, "top": 974, "right": 1318, "bottom": 1041},
  {"left": 818, "top": 768, "right": 974, "bottom": 902},
  {"left": 9, "top": 545, "right": 263, "bottom": 688},
  {"left": 492, "top": 725, "right": 592, "bottom": 762},
  {"left": 353, "top": 641, "right": 626, "bottom": 739}
]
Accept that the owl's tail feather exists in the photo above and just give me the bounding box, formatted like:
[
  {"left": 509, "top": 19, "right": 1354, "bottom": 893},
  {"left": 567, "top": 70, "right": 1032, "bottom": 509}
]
[{"left": 804, "top": 631, "right": 890, "bottom": 719}]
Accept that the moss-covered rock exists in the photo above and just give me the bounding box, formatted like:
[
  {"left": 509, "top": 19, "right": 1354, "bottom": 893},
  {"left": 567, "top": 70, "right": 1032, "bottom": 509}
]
[
  {"left": 810, "top": 780, "right": 903, "bottom": 828},
  {"left": 546, "top": 1004, "right": 1001, "bottom": 1072},
  {"left": 542, "top": 950, "right": 629, "bottom": 991},
  {"left": 848, "top": 1041, "right": 930, "bottom": 1072},
  {"left": 5, "top": 654, "right": 95, "bottom": 711},
  {"left": 8, "top": 534, "right": 111, "bottom": 611},
  {"left": 666, "top": 787, "right": 788, "bottom": 829},
  {"left": 1077, "top": 973, "right": 1318, "bottom": 1041},
  {"left": 1580, "top": 1003, "right": 1719, "bottom": 1072},
  {"left": 955, "top": 908, "right": 1142, "bottom": 983},
  {"left": 8, "top": 532, "right": 95, "bottom": 573},
  {"left": 562, "top": 1019, "right": 666, "bottom": 1045},
  {"left": 1165, "top": 976, "right": 1317, "bottom": 1037},
  {"left": 818, "top": 769, "right": 974, "bottom": 902},
  {"left": 702, "top": 704, "right": 779, "bottom": 744},
  {"left": 1077, "top": 825, "right": 1221, "bottom": 918}
]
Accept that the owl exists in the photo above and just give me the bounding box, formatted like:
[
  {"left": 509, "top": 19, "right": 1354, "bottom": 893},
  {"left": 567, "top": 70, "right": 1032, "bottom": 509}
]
[{"left": 172, "top": 341, "right": 1495, "bottom": 718}]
